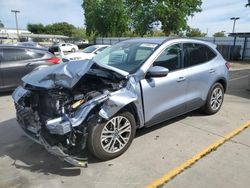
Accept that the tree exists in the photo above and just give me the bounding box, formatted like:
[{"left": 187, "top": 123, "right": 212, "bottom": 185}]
[
  {"left": 27, "top": 22, "right": 76, "bottom": 37},
  {"left": 71, "top": 28, "right": 87, "bottom": 39},
  {"left": 0, "top": 20, "right": 4, "bottom": 28},
  {"left": 186, "top": 28, "right": 206, "bottom": 37},
  {"left": 82, "top": 0, "right": 128, "bottom": 37},
  {"left": 213, "top": 32, "right": 226, "bottom": 37},
  {"left": 126, "top": 0, "right": 202, "bottom": 36},
  {"left": 27, "top": 23, "right": 45, "bottom": 34}
]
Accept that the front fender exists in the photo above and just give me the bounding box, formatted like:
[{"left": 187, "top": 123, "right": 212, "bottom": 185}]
[{"left": 98, "top": 77, "right": 144, "bottom": 127}]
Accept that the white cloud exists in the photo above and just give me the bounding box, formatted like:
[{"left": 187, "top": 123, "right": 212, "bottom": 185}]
[
  {"left": 0, "top": 0, "right": 84, "bottom": 29},
  {"left": 188, "top": 0, "right": 250, "bottom": 36},
  {"left": 0, "top": 0, "right": 249, "bottom": 36}
]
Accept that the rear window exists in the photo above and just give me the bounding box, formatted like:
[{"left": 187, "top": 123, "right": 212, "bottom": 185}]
[
  {"left": 2, "top": 48, "right": 44, "bottom": 62},
  {"left": 183, "top": 43, "right": 217, "bottom": 67},
  {"left": 3, "top": 48, "right": 32, "bottom": 62}
]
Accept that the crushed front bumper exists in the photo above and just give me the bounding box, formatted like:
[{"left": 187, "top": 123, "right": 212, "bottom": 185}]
[{"left": 13, "top": 87, "right": 88, "bottom": 167}]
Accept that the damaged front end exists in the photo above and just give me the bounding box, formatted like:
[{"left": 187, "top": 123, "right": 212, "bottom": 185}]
[{"left": 12, "top": 60, "right": 139, "bottom": 167}]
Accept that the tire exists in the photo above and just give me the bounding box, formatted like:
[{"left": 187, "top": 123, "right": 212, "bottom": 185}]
[
  {"left": 203, "top": 82, "right": 224, "bottom": 115},
  {"left": 71, "top": 48, "right": 76, "bottom": 52},
  {"left": 88, "top": 111, "right": 136, "bottom": 160}
]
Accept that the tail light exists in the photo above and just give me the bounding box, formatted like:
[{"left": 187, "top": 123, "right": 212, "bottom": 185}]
[
  {"left": 47, "top": 57, "right": 60, "bottom": 64},
  {"left": 225, "top": 62, "right": 230, "bottom": 70}
]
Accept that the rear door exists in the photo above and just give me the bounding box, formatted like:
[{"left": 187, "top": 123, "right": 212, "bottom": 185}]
[
  {"left": 1, "top": 47, "right": 43, "bottom": 88},
  {"left": 183, "top": 43, "right": 217, "bottom": 111}
]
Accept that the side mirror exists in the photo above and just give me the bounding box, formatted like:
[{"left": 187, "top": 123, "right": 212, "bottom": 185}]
[{"left": 146, "top": 66, "right": 169, "bottom": 78}]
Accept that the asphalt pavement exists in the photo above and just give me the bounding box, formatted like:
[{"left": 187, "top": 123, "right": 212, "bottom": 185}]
[{"left": 0, "top": 63, "right": 249, "bottom": 188}]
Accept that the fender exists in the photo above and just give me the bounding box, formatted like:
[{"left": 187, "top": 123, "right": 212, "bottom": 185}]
[{"left": 99, "top": 77, "right": 145, "bottom": 127}]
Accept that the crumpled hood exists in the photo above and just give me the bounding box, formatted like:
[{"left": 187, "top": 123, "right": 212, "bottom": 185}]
[
  {"left": 22, "top": 60, "right": 94, "bottom": 89},
  {"left": 22, "top": 60, "right": 127, "bottom": 89}
]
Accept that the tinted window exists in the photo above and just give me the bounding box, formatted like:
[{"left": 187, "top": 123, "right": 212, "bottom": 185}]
[
  {"left": 183, "top": 43, "right": 216, "bottom": 67},
  {"left": 82, "top": 46, "right": 98, "bottom": 53},
  {"left": 154, "top": 44, "right": 182, "bottom": 71},
  {"left": 2, "top": 48, "right": 33, "bottom": 62}
]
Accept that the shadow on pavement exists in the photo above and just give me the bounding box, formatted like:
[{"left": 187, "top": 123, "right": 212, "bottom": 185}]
[
  {"left": 0, "top": 111, "right": 204, "bottom": 174},
  {"left": 0, "top": 91, "right": 13, "bottom": 97},
  {"left": 0, "top": 118, "right": 81, "bottom": 176}
]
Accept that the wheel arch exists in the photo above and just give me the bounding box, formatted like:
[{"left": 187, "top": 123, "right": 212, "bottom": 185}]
[
  {"left": 119, "top": 102, "right": 141, "bottom": 129},
  {"left": 214, "top": 77, "right": 227, "bottom": 92}
]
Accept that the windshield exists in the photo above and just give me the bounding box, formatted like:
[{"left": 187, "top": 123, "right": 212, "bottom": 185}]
[
  {"left": 92, "top": 41, "right": 158, "bottom": 73},
  {"left": 82, "top": 46, "right": 98, "bottom": 53}
]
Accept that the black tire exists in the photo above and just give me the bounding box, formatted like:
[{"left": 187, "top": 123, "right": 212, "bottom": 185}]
[
  {"left": 88, "top": 111, "right": 136, "bottom": 160},
  {"left": 71, "top": 48, "right": 76, "bottom": 52},
  {"left": 203, "top": 82, "right": 224, "bottom": 115}
]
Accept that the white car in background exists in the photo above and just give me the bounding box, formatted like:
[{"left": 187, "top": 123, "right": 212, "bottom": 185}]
[
  {"left": 59, "top": 43, "right": 79, "bottom": 52},
  {"left": 61, "top": 45, "right": 110, "bottom": 62}
]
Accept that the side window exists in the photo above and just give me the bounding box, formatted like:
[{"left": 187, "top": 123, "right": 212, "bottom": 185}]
[
  {"left": 154, "top": 44, "right": 182, "bottom": 71},
  {"left": 29, "top": 50, "right": 44, "bottom": 59},
  {"left": 183, "top": 43, "right": 217, "bottom": 68},
  {"left": 2, "top": 48, "right": 33, "bottom": 62},
  {"left": 61, "top": 44, "right": 66, "bottom": 46}
]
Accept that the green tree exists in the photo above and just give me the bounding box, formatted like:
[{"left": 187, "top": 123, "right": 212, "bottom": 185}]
[
  {"left": 27, "top": 22, "right": 76, "bottom": 37},
  {"left": 71, "top": 27, "right": 87, "bottom": 39},
  {"left": 82, "top": 0, "right": 128, "bottom": 37},
  {"left": 126, "top": 0, "right": 202, "bottom": 36},
  {"left": 0, "top": 20, "right": 4, "bottom": 28},
  {"left": 186, "top": 28, "right": 206, "bottom": 37},
  {"left": 213, "top": 31, "right": 226, "bottom": 37},
  {"left": 27, "top": 23, "right": 45, "bottom": 34}
]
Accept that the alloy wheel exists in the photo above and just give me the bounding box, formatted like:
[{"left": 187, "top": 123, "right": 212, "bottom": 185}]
[{"left": 100, "top": 116, "right": 132, "bottom": 153}]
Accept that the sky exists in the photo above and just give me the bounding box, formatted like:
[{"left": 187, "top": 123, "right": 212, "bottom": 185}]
[{"left": 0, "top": 0, "right": 249, "bottom": 36}]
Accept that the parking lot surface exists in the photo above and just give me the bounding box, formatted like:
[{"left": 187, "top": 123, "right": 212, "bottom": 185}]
[{"left": 0, "top": 63, "right": 249, "bottom": 188}]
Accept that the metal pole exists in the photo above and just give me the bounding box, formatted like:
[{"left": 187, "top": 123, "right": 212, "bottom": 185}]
[
  {"left": 232, "top": 20, "right": 236, "bottom": 33},
  {"left": 11, "top": 10, "right": 20, "bottom": 41}
]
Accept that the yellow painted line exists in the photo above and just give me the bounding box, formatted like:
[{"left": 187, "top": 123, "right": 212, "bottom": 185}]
[{"left": 147, "top": 120, "right": 250, "bottom": 188}]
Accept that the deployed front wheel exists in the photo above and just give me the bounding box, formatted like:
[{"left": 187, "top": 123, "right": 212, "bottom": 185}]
[{"left": 88, "top": 112, "right": 136, "bottom": 160}]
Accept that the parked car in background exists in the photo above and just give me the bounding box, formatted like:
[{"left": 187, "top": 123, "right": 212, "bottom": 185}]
[
  {"left": 12, "top": 38, "right": 229, "bottom": 166},
  {"left": 48, "top": 43, "right": 79, "bottom": 54},
  {"left": 0, "top": 45, "right": 60, "bottom": 91},
  {"left": 59, "top": 43, "right": 79, "bottom": 52},
  {"left": 62, "top": 45, "right": 110, "bottom": 62}
]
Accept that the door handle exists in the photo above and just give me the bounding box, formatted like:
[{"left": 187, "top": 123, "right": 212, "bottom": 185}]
[
  {"left": 209, "top": 69, "right": 215, "bottom": 73},
  {"left": 176, "top": 77, "right": 186, "bottom": 82}
]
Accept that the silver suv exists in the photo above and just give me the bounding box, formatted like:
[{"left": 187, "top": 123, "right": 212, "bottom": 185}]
[{"left": 12, "top": 38, "right": 229, "bottom": 166}]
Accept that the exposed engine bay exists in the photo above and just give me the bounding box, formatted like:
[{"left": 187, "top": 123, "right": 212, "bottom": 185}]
[{"left": 12, "top": 61, "right": 139, "bottom": 167}]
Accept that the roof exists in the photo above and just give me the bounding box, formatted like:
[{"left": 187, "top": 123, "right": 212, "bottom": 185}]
[
  {"left": 123, "top": 37, "right": 173, "bottom": 44},
  {"left": 0, "top": 44, "right": 48, "bottom": 51},
  {"left": 229, "top": 32, "right": 250, "bottom": 37}
]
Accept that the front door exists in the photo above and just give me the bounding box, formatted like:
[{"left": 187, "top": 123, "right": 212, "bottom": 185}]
[{"left": 140, "top": 44, "right": 188, "bottom": 127}]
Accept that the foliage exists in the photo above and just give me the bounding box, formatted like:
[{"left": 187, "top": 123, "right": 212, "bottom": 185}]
[
  {"left": 83, "top": 0, "right": 202, "bottom": 37},
  {"left": 27, "top": 22, "right": 76, "bottom": 37},
  {"left": 71, "top": 28, "right": 87, "bottom": 39},
  {"left": 186, "top": 27, "right": 206, "bottom": 37},
  {"left": 82, "top": 0, "right": 128, "bottom": 37},
  {"left": 126, "top": 0, "right": 202, "bottom": 36},
  {"left": 0, "top": 20, "right": 4, "bottom": 28},
  {"left": 27, "top": 24, "right": 45, "bottom": 34},
  {"left": 213, "top": 32, "right": 226, "bottom": 37}
]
